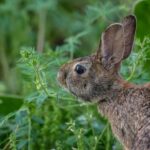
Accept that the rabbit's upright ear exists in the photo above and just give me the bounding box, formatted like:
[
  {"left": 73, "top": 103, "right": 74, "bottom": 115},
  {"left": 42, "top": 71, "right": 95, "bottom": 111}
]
[
  {"left": 122, "top": 15, "right": 136, "bottom": 59},
  {"left": 97, "top": 23, "right": 124, "bottom": 70}
]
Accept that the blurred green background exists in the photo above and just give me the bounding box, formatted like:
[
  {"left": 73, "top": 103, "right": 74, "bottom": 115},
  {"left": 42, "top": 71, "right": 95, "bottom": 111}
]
[{"left": 0, "top": 0, "right": 150, "bottom": 149}]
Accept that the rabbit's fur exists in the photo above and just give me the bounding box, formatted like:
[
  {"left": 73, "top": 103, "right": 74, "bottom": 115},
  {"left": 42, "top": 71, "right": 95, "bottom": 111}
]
[{"left": 57, "top": 15, "right": 150, "bottom": 150}]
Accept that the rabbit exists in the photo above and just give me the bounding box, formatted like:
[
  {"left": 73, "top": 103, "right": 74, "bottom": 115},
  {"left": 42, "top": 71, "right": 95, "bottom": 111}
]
[{"left": 57, "top": 15, "right": 150, "bottom": 150}]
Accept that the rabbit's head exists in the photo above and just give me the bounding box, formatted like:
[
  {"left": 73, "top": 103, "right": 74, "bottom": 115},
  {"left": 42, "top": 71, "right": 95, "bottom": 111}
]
[{"left": 57, "top": 15, "right": 136, "bottom": 101}]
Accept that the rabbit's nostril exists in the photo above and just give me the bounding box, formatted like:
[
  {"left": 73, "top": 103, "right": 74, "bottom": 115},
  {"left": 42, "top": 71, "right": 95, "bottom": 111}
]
[
  {"left": 64, "top": 72, "right": 67, "bottom": 79},
  {"left": 57, "top": 71, "right": 63, "bottom": 81},
  {"left": 84, "top": 83, "right": 87, "bottom": 88}
]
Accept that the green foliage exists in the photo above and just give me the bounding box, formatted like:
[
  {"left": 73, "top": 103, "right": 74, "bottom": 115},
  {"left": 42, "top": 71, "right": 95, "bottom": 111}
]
[
  {"left": 0, "top": 95, "right": 23, "bottom": 115},
  {"left": 0, "top": 0, "right": 149, "bottom": 150},
  {"left": 121, "top": 37, "right": 150, "bottom": 83},
  {"left": 0, "top": 0, "right": 130, "bottom": 94},
  {"left": 134, "top": 0, "right": 150, "bottom": 40}
]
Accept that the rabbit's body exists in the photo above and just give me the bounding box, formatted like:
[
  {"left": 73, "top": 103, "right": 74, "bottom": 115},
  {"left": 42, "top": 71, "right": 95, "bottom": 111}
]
[
  {"left": 98, "top": 83, "right": 150, "bottom": 149},
  {"left": 57, "top": 15, "right": 150, "bottom": 150}
]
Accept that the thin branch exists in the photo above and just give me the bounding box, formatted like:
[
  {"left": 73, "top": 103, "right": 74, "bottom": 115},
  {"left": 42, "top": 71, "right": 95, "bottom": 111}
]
[{"left": 36, "top": 11, "right": 46, "bottom": 53}]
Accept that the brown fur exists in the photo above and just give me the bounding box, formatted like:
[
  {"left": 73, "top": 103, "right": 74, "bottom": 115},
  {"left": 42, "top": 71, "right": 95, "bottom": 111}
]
[{"left": 57, "top": 15, "right": 150, "bottom": 150}]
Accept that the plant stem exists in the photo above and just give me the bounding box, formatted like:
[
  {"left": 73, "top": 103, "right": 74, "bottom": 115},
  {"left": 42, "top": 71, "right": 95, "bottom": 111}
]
[{"left": 36, "top": 11, "right": 46, "bottom": 53}]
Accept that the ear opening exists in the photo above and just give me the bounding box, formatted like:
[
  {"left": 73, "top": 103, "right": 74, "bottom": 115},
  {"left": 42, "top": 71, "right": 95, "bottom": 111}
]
[{"left": 99, "top": 23, "right": 125, "bottom": 70}]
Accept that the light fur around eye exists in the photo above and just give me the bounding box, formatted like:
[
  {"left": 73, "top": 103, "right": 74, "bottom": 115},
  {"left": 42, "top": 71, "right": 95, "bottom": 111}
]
[{"left": 73, "top": 61, "right": 92, "bottom": 71}]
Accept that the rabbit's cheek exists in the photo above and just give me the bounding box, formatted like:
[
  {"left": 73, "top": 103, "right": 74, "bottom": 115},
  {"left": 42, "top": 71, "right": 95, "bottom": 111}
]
[{"left": 66, "top": 79, "right": 92, "bottom": 101}]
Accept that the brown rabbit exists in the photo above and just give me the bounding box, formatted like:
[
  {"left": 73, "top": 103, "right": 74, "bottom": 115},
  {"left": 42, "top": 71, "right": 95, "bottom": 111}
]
[{"left": 57, "top": 15, "right": 150, "bottom": 150}]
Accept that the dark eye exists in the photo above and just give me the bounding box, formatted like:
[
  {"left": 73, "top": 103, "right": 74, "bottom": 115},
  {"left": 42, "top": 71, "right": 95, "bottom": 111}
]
[{"left": 75, "top": 64, "right": 86, "bottom": 74}]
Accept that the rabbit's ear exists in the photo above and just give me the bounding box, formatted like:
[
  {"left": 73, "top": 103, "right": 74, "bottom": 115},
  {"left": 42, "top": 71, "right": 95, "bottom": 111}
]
[
  {"left": 122, "top": 15, "right": 136, "bottom": 59},
  {"left": 98, "top": 23, "right": 124, "bottom": 70}
]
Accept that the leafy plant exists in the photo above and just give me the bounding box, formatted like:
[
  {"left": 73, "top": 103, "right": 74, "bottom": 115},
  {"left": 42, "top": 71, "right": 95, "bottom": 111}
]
[{"left": 134, "top": 0, "right": 150, "bottom": 40}]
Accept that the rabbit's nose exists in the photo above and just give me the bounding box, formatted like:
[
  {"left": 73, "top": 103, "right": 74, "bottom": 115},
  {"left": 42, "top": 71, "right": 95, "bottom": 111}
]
[{"left": 57, "top": 69, "right": 67, "bottom": 86}]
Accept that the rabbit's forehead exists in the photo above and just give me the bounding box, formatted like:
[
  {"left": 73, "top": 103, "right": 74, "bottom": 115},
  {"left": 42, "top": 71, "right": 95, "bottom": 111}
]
[{"left": 73, "top": 61, "right": 92, "bottom": 69}]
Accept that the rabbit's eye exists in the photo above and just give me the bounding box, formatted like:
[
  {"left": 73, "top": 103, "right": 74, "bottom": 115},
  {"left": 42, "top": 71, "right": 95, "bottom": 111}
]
[{"left": 75, "top": 64, "right": 86, "bottom": 74}]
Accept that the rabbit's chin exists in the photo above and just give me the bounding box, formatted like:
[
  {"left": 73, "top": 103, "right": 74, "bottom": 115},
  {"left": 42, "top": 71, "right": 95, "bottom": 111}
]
[
  {"left": 70, "top": 89, "right": 102, "bottom": 103},
  {"left": 67, "top": 84, "right": 99, "bottom": 102},
  {"left": 69, "top": 89, "right": 91, "bottom": 102}
]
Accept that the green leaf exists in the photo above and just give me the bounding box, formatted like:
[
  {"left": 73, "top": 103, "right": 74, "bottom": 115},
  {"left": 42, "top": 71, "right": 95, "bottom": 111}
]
[
  {"left": 0, "top": 95, "right": 23, "bottom": 115},
  {"left": 134, "top": 0, "right": 150, "bottom": 40}
]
